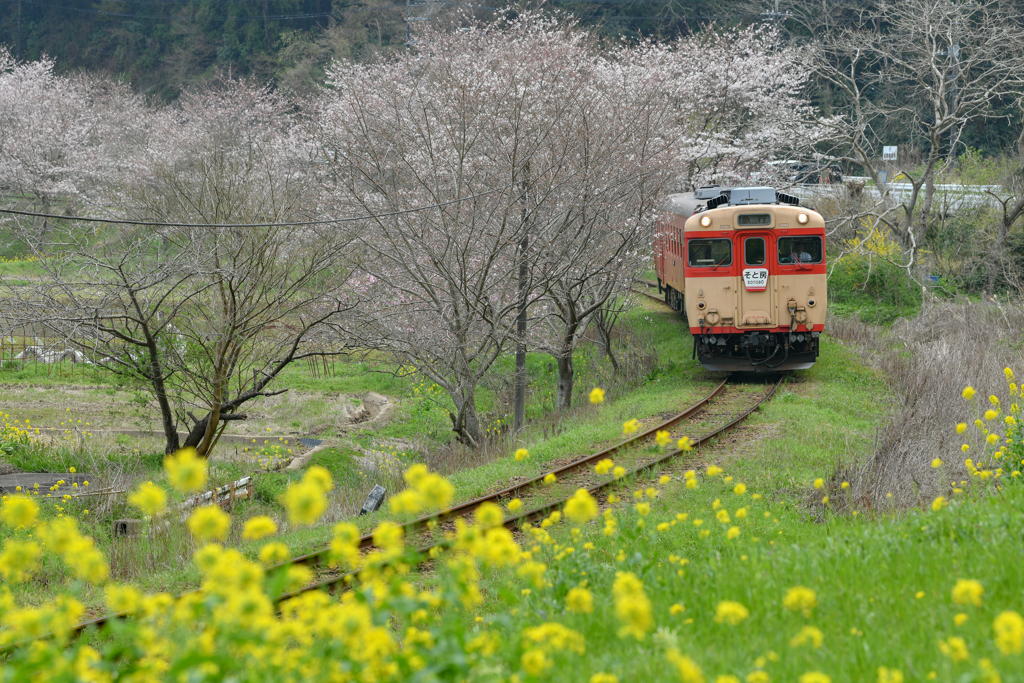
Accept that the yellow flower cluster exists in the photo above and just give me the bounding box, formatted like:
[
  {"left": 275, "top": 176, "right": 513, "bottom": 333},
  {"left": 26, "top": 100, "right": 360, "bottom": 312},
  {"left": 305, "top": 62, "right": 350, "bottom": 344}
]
[
  {"left": 389, "top": 463, "right": 455, "bottom": 514},
  {"left": 612, "top": 571, "right": 653, "bottom": 640}
]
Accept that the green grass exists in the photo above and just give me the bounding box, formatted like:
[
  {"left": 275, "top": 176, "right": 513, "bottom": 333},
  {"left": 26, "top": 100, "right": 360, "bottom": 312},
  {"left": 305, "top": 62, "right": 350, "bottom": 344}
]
[{"left": 441, "top": 473, "right": 1024, "bottom": 683}]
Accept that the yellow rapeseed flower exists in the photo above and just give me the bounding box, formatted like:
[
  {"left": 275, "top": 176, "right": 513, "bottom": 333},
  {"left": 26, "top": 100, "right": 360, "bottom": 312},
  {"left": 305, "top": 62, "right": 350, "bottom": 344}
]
[
  {"left": 656, "top": 430, "right": 672, "bottom": 447},
  {"left": 521, "top": 648, "right": 552, "bottom": 676},
  {"left": 951, "top": 578, "right": 984, "bottom": 606},
  {"left": 589, "top": 387, "right": 605, "bottom": 404},
  {"left": 278, "top": 479, "right": 325, "bottom": 526},
  {"left": 590, "top": 675, "right": 618, "bottom": 683},
  {"left": 987, "top": 433, "right": 1000, "bottom": 445},
  {"left": 258, "top": 542, "right": 290, "bottom": 565},
  {"left": 931, "top": 496, "right": 946, "bottom": 511},
  {"left": 783, "top": 586, "right": 818, "bottom": 617},
  {"left": 790, "top": 625, "right": 824, "bottom": 648},
  {"left": 962, "top": 386, "right": 977, "bottom": 400},
  {"left": 956, "top": 423, "right": 967, "bottom": 434},
  {"left": 932, "top": 458, "right": 943, "bottom": 468},
  {"left": 706, "top": 465, "right": 723, "bottom": 477},
  {"left": 164, "top": 447, "right": 208, "bottom": 493},
  {"left": 0, "top": 539, "right": 41, "bottom": 583},
  {"left": 666, "top": 649, "right": 704, "bottom": 683},
  {"left": 105, "top": 583, "right": 142, "bottom": 614},
  {"left": 1, "top": 495, "right": 39, "bottom": 529},
  {"left": 242, "top": 515, "right": 277, "bottom": 541},
  {"left": 475, "top": 502, "right": 504, "bottom": 528},
  {"left": 678, "top": 436, "right": 694, "bottom": 451},
  {"left": 734, "top": 483, "right": 747, "bottom": 495},
  {"left": 507, "top": 498, "right": 523, "bottom": 513},
  {"left": 613, "top": 572, "right": 653, "bottom": 640},
  {"left": 304, "top": 466, "right": 334, "bottom": 494},
  {"left": 514, "top": 448, "right": 530, "bottom": 462},
  {"left": 714, "top": 600, "right": 749, "bottom": 625},
  {"left": 954, "top": 613, "right": 968, "bottom": 626},
  {"left": 187, "top": 505, "right": 230, "bottom": 543},
  {"left": 993, "top": 610, "right": 1024, "bottom": 655},
  {"left": 543, "top": 473, "right": 557, "bottom": 485},
  {"left": 813, "top": 478, "right": 824, "bottom": 489},
  {"left": 727, "top": 526, "right": 740, "bottom": 540},
  {"left": 939, "top": 636, "right": 969, "bottom": 662},
  {"left": 985, "top": 409, "right": 999, "bottom": 421},
  {"left": 595, "top": 458, "right": 614, "bottom": 475},
  {"left": 623, "top": 419, "right": 640, "bottom": 435},
  {"left": 798, "top": 674, "right": 831, "bottom": 683},
  {"left": 564, "top": 489, "right": 598, "bottom": 524},
  {"left": 566, "top": 586, "right": 594, "bottom": 614},
  {"left": 127, "top": 481, "right": 168, "bottom": 517}
]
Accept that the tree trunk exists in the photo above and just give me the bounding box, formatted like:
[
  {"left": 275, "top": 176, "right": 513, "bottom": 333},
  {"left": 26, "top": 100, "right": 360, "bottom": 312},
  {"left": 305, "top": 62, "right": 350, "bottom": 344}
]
[
  {"left": 450, "top": 385, "right": 482, "bottom": 446},
  {"left": 146, "top": 341, "right": 180, "bottom": 455},
  {"left": 556, "top": 353, "right": 574, "bottom": 410},
  {"left": 594, "top": 308, "right": 619, "bottom": 372}
]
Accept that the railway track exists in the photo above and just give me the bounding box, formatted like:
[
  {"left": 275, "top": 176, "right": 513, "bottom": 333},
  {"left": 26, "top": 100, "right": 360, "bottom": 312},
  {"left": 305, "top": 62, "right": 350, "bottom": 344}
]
[{"left": 48, "top": 366, "right": 783, "bottom": 645}]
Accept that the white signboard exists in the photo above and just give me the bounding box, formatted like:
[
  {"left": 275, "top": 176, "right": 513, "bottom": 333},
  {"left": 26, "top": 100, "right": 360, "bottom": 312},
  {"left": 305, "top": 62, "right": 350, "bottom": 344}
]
[
  {"left": 882, "top": 146, "right": 898, "bottom": 161},
  {"left": 743, "top": 268, "right": 769, "bottom": 291}
]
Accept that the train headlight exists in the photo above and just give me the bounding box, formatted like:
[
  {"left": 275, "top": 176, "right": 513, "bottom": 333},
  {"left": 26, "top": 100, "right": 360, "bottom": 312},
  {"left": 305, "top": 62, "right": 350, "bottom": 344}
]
[
  {"left": 797, "top": 212, "right": 809, "bottom": 225},
  {"left": 700, "top": 215, "right": 712, "bottom": 227}
]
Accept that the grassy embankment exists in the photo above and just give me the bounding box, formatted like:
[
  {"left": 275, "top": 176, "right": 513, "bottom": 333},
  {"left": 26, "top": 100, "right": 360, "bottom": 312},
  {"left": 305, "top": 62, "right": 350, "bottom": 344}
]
[
  {"left": 404, "top": 351, "right": 1024, "bottom": 682},
  {"left": 1, "top": 299, "right": 707, "bottom": 604}
]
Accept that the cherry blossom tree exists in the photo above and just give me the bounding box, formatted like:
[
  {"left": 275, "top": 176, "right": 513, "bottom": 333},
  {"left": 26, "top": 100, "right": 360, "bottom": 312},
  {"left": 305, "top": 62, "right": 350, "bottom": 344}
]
[
  {"left": 311, "top": 13, "right": 607, "bottom": 445},
  {"left": 311, "top": 14, "right": 821, "bottom": 440},
  {"left": 0, "top": 47, "right": 145, "bottom": 232},
  {"left": 3, "top": 77, "right": 357, "bottom": 457}
]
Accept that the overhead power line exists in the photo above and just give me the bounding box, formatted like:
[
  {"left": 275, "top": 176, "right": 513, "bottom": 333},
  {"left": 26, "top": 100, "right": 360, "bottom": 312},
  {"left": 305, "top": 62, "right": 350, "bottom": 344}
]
[{"left": 0, "top": 189, "right": 499, "bottom": 228}]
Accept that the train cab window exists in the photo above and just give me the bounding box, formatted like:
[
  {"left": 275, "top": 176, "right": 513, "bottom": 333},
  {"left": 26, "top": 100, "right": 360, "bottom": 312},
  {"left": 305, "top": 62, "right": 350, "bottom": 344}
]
[
  {"left": 744, "top": 237, "right": 766, "bottom": 266},
  {"left": 778, "top": 236, "right": 823, "bottom": 264},
  {"left": 687, "top": 238, "right": 733, "bottom": 268}
]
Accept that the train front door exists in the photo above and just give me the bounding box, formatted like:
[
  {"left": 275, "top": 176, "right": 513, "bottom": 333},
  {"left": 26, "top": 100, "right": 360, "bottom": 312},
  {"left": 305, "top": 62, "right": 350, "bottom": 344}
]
[{"left": 737, "top": 234, "right": 774, "bottom": 327}]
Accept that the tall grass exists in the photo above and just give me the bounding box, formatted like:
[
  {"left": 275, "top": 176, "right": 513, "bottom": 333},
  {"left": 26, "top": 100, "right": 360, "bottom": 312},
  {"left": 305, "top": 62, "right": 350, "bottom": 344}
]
[{"left": 828, "top": 301, "right": 1024, "bottom": 508}]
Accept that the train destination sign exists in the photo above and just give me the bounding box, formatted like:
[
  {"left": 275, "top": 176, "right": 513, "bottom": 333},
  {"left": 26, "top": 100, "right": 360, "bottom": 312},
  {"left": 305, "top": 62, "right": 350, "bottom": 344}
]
[{"left": 743, "top": 268, "right": 769, "bottom": 291}]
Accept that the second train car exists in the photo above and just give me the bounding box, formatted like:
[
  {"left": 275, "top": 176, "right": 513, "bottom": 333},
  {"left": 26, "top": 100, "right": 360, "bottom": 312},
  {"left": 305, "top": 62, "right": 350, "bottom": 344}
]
[{"left": 654, "top": 186, "right": 826, "bottom": 372}]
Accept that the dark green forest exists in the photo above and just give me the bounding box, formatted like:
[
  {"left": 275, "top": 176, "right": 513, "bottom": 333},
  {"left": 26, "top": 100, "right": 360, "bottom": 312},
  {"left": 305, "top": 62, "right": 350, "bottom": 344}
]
[
  {"left": 2, "top": 0, "right": 1021, "bottom": 154},
  {"left": 1, "top": 0, "right": 757, "bottom": 99}
]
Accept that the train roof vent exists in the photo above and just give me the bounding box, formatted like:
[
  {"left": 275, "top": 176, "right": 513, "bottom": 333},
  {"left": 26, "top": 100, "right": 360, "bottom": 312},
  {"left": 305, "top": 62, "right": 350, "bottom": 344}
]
[
  {"left": 776, "top": 191, "right": 801, "bottom": 206},
  {"left": 706, "top": 194, "right": 730, "bottom": 210},
  {"left": 728, "top": 187, "right": 778, "bottom": 206},
  {"left": 695, "top": 185, "right": 730, "bottom": 200}
]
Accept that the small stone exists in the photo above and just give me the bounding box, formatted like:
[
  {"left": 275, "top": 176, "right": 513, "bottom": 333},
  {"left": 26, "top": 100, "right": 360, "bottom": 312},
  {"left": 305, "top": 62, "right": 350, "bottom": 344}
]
[{"left": 359, "top": 485, "right": 386, "bottom": 516}]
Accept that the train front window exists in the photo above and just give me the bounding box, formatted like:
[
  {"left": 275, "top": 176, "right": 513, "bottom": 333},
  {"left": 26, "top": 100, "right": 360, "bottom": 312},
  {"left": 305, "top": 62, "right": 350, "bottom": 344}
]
[
  {"left": 687, "top": 238, "right": 733, "bottom": 268},
  {"left": 778, "top": 236, "right": 823, "bottom": 264},
  {"left": 744, "top": 237, "right": 766, "bottom": 266}
]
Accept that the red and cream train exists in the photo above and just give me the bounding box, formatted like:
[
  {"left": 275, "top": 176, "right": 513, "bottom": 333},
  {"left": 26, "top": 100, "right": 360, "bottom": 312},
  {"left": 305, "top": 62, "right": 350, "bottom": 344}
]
[{"left": 654, "top": 186, "right": 826, "bottom": 372}]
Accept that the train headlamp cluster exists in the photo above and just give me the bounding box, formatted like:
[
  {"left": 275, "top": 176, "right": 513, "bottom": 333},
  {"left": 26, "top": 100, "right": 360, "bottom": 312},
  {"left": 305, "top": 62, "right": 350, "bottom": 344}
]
[
  {"left": 797, "top": 212, "right": 809, "bottom": 225},
  {"left": 700, "top": 215, "right": 712, "bottom": 227}
]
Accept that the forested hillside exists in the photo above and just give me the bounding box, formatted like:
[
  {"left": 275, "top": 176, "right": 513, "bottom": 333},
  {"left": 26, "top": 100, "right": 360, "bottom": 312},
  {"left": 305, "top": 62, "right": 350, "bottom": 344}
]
[{"left": 0, "top": 0, "right": 753, "bottom": 98}]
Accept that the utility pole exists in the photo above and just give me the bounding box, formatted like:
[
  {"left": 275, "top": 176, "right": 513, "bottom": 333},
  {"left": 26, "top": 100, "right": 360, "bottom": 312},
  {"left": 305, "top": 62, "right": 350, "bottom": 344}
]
[
  {"left": 405, "top": 0, "right": 433, "bottom": 47},
  {"left": 513, "top": 170, "right": 530, "bottom": 433},
  {"left": 761, "top": 0, "right": 790, "bottom": 33}
]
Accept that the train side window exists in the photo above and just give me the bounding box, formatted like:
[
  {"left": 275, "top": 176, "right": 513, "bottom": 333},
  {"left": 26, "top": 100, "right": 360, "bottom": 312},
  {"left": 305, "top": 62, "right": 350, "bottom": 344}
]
[
  {"left": 777, "top": 236, "right": 823, "bottom": 264},
  {"left": 687, "top": 238, "right": 733, "bottom": 268},
  {"left": 744, "top": 237, "right": 766, "bottom": 266}
]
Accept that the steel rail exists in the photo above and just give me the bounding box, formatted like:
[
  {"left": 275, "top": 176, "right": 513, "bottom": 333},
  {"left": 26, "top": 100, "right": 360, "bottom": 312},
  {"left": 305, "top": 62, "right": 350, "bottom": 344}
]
[
  {"left": 271, "top": 373, "right": 785, "bottom": 602},
  {"left": 54, "top": 377, "right": 729, "bottom": 639}
]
